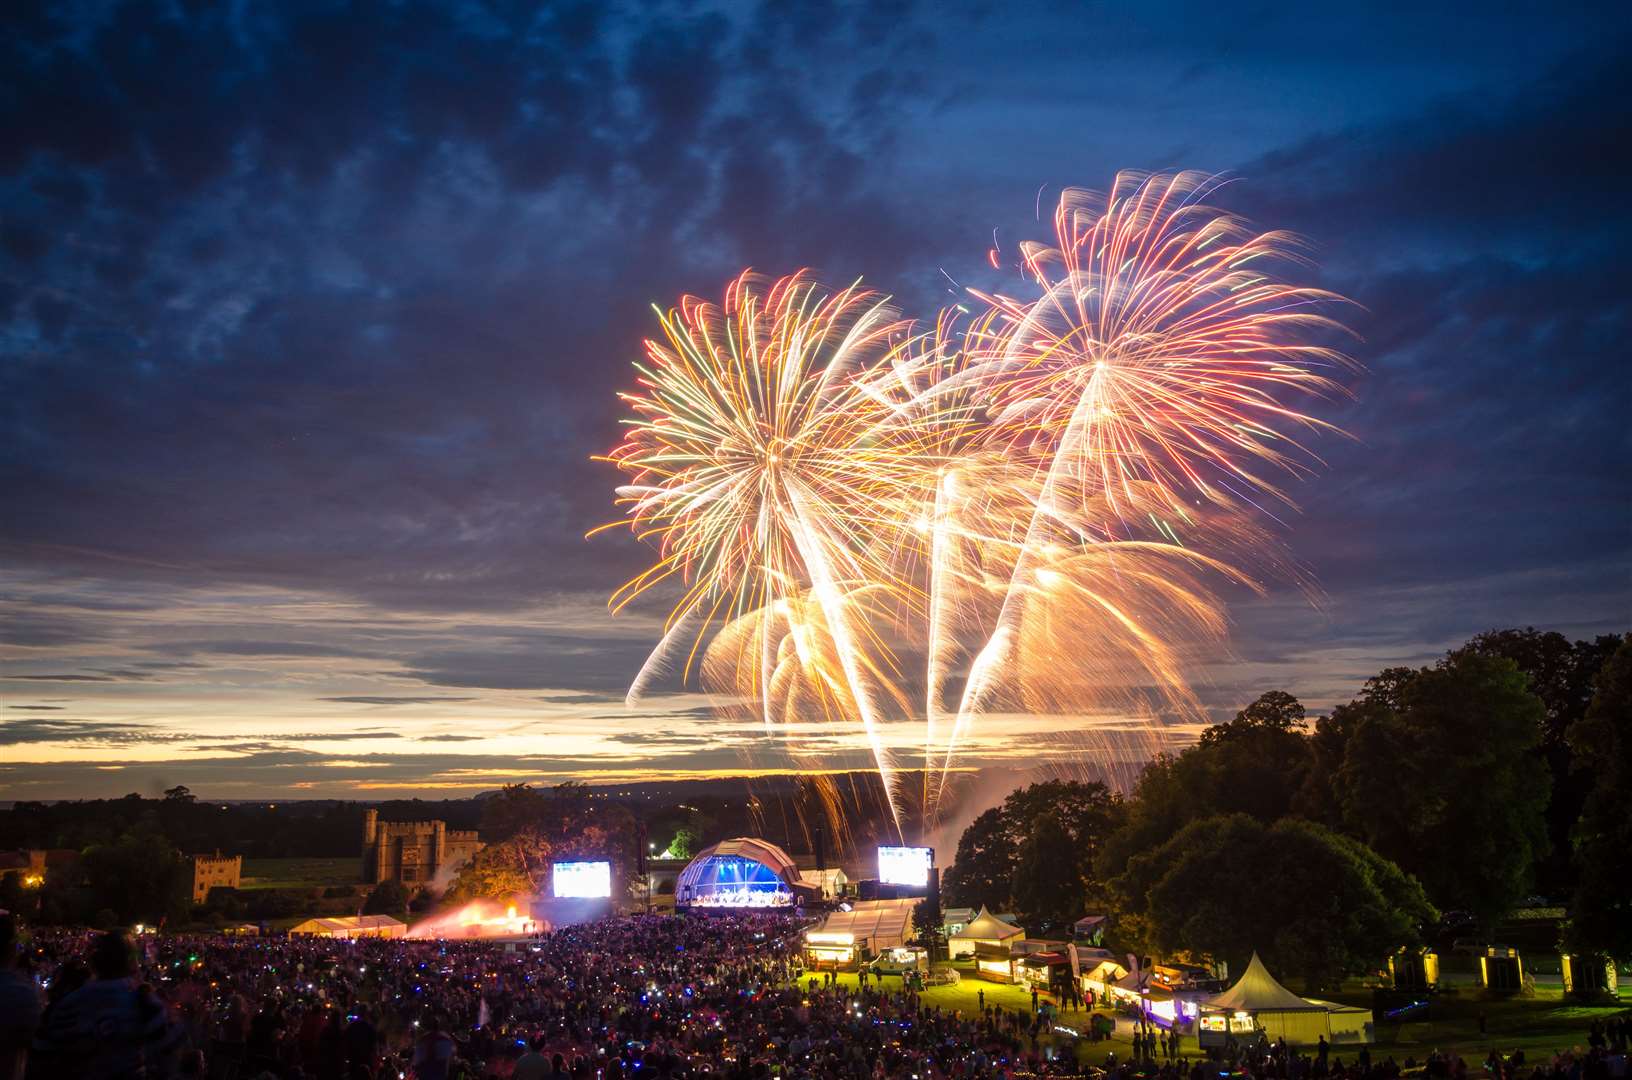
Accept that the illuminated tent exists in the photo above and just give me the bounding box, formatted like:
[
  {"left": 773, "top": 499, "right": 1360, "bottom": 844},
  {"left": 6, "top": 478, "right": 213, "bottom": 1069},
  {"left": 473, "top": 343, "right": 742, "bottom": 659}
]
[
  {"left": 804, "top": 898, "right": 917, "bottom": 968},
  {"left": 797, "top": 867, "right": 848, "bottom": 900},
  {"left": 949, "top": 905, "right": 1024, "bottom": 958},
  {"left": 676, "top": 837, "right": 800, "bottom": 908},
  {"left": 1199, "top": 953, "right": 1373, "bottom": 1046},
  {"left": 289, "top": 915, "right": 406, "bottom": 939}
]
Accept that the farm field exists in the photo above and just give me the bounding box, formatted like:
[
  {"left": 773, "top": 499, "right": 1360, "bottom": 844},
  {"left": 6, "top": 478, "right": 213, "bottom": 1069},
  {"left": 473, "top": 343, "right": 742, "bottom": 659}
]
[{"left": 238, "top": 857, "right": 359, "bottom": 891}]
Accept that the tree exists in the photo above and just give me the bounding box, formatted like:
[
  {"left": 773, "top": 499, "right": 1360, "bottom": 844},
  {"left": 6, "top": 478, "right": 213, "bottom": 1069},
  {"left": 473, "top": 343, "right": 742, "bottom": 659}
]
[
  {"left": 999, "top": 780, "right": 1124, "bottom": 880},
  {"left": 1011, "top": 812, "right": 1082, "bottom": 932},
  {"left": 664, "top": 826, "right": 697, "bottom": 860},
  {"left": 940, "top": 807, "right": 1009, "bottom": 910},
  {"left": 479, "top": 784, "right": 552, "bottom": 842},
  {"left": 163, "top": 785, "right": 196, "bottom": 803},
  {"left": 446, "top": 831, "right": 553, "bottom": 901},
  {"left": 1200, "top": 690, "right": 1307, "bottom": 745},
  {"left": 913, "top": 893, "right": 945, "bottom": 961},
  {"left": 942, "top": 780, "right": 1125, "bottom": 913},
  {"left": 1453, "top": 629, "right": 1624, "bottom": 897},
  {"left": 1099, "top": 719, "right": 1310, "bottom": 874},
  {"left": 1295, "top": 700, "right": 1368, "bottom": 824},
  {"left": 1358, "top": 668, "right": 1420, "bottom": 713},
  {"left": 450, "top": 785, "right": 637, "bottom": 903},
  {"left": 1110, "top": 814, "right": 1435, "bottom": 990},
  {"left": 1338, "top": 651, "right": 1549, "bottom": 929},
  {"left": 1563, "top": 640, "right": 1632, "bottom": 961},
  {"left": 363, "top": 879, "right": 410, "bottom": 919},
  {"left": 81, "top": 820, "right": 190, "bottom": 926},
  {"left": 1455, "top": 629, "right": 1621, "bottom": 744}
]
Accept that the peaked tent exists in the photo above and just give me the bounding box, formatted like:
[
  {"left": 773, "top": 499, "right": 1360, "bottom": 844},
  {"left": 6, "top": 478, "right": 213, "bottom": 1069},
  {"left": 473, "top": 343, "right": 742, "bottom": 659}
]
[
  {"left": 1199, "top": 953, "right": 1373, "bottom": 1046},
  {"left": 1208, "top": 953, "right": 1323, "bottom": 1012},
  {"left": 949, "top": 905, "right": 1024, "bottom": 958}
]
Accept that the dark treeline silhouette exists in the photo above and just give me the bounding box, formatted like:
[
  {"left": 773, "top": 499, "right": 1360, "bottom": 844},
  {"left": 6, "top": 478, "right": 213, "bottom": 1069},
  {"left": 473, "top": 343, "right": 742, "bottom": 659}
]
[{"left": 942, "top": 628, "right": 1630, "bottom": 986}]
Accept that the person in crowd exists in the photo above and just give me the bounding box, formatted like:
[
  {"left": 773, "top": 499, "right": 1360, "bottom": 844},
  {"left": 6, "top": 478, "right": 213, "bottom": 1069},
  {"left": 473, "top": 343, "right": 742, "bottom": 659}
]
[
  {"left": 0, "top": 915, "right": 42, "bottom": 1080},
  {"left": 30, "top": 930, "right": 186, "bottom": 1078},
  {"left": 14, "top": 913, "right": 1629, "bottom": 1080},
  {"left": 513, "top": 1034, "right": 551, "bottom": 1080}
]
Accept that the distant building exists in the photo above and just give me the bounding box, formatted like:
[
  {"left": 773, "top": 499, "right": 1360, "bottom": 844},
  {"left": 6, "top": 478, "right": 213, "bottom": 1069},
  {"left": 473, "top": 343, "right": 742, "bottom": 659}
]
[
  {"left": 191, "top": 853, "right": 242, "bottom": 903},
  {"left": 361, "top": 809, "right": 482, "bottom": 886}
]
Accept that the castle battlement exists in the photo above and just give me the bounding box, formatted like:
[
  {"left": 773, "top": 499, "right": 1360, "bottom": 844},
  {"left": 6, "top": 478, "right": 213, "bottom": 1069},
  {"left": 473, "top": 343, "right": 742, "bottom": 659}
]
[{"left": 360, "top": 809, "right": 483, "bottom": 886}]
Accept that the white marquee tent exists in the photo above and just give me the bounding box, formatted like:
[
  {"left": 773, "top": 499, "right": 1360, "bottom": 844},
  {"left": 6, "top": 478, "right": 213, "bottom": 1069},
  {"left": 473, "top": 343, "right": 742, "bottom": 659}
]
[
  {"left": 949, "top": 906, "right": 1024, "bottom": 958},
  {"left": 289, "top": 915, "right": 406, "bottom": 939},
  {"left": 1199, "top": 953, "right": 1373, "bottom": 1046}
]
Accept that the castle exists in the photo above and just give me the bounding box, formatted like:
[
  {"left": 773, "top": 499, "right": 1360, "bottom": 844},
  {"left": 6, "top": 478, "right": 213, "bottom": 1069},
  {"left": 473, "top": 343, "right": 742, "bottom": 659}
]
[
  {"left": 360, "top": 809, "right": 483, "bottom": 886},
  {"left": 191, "top": 853, "right": 242, "bottom": 903}
]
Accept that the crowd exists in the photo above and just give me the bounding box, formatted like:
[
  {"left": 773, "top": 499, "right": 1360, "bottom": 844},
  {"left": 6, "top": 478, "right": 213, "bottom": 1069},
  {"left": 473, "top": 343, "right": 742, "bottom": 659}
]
[
  {"left": 1, "top": 911, "right": 1084, "bottom": 1079},
  {"left": 1, "top": 911, "right": 1626, "bottom": 1080}
]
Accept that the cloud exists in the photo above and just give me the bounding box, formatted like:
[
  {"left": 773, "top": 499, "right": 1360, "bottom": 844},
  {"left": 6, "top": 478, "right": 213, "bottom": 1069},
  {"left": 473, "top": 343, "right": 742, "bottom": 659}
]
[
  {"left": 0, "top": 718, "right": 186, "bottom": 745},
  {"left": 320, "top": 695, "right": 478, "bottom": 706},
  {"left": 150, "top": 641, "right": 381, "bottom": 659},
  {"left": 0, "top": 3, "right": 1624, "bottom": 797}
]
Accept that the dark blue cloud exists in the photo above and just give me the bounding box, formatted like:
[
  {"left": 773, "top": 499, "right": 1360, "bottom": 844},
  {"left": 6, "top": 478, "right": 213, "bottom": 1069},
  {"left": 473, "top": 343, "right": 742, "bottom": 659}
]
[{"left": 1, "top": 2, "right": 1626, "bottom": 795}]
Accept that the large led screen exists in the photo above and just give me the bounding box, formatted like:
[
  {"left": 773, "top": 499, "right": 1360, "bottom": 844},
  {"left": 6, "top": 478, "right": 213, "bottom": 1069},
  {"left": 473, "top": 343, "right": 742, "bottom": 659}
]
[
  {"left": 551, "top": 860, "right": 612, "bottom": 898},
  {"left": 877, "top": 846, "right": 932, "bottom": 887}
]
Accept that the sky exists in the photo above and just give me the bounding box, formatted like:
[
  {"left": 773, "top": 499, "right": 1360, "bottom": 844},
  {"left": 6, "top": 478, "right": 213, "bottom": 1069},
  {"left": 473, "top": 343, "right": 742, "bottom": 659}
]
[{"left": 2, "top": 0, "right": 1628, "bottom": 804}]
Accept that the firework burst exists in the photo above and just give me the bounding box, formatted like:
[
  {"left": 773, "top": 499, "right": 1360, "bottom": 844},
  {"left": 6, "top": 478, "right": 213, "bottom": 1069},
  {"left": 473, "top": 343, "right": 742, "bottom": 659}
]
[
  {"left": 597, "top": 173, "right": 1357, "bottom": 840},
  {"left": 596, "top": 270, "right": 946, "bottom": 830},
  {"left": 939, "top": 172, "right": 1357, "bottom": 787}
]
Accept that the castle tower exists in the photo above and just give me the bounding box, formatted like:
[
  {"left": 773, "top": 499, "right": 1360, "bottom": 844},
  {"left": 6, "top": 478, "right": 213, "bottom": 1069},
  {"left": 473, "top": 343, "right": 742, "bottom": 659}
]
[{"left": 361, "top": 809, "right": 380, "bottom": 884}]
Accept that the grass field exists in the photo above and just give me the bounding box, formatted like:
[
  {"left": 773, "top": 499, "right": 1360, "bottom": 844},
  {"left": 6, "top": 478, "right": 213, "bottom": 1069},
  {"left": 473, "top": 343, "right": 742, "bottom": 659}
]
[
  {"left": 813, "top": 968, "right": 1628, "bottom": 1071},
  {"left": 1357, "top": 990, "right": 1628, "bottom": 1061},
  {"left": 238, "top": 857, "right": 359, "bottom": 890},
  {"left": 817, "top": 969, "right": 1137, "bottom": 1067}
]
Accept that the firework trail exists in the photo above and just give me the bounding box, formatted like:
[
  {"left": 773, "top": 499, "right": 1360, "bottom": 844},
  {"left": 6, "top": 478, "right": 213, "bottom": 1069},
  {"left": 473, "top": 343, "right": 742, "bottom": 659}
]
[
  {"left": 598, "top": 173, "right": 1356, "bottom": 837},
  {"left": 933, "top": 171, "right": 1356, "bottom": 808}
]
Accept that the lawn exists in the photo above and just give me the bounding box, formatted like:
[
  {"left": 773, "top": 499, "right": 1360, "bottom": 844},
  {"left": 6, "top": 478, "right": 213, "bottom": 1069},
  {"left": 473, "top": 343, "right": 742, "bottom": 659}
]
[
  {"left": 814, "top": 969, "right": 1138, "bottom": 1068},
  {"left": 239, "top": 857, "right": 359, "bottom": 891},
  {"left": 808, "top": 969, "right": 1628, "bottom": 1071},
  {"left": 1356, "top": 989, "right": 1628, "bottom": 1062}
]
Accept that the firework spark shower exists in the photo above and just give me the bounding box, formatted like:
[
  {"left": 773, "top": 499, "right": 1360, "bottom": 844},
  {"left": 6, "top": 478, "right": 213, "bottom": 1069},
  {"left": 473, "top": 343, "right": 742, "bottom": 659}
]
[{"left": 598, "top": 171, "right": 1359, "bottom": 837}]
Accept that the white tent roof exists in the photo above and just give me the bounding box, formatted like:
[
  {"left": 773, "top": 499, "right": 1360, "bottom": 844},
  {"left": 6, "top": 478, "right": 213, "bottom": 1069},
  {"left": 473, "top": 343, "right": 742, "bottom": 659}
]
[
  {"left": 290, "top": 915, "right": 405, "bottom": 935},
  {"left": 798, "top": 868, "right": 847, "bottom": 885},
  {"left": 950, "top": 905, "right": 1024, "bottom": 941},
  {"left": 1205, "top": 953, "right": 1326, "bottom": 1012},
  {"left": 809, "top": 899, "right": 916, "bottom": 946}
]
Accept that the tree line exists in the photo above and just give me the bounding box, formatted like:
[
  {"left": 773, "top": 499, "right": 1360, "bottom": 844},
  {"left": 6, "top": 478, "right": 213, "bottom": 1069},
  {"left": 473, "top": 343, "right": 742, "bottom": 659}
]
[{"left": 940, "top": 628, "right": 1629, "bottom": 989}]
